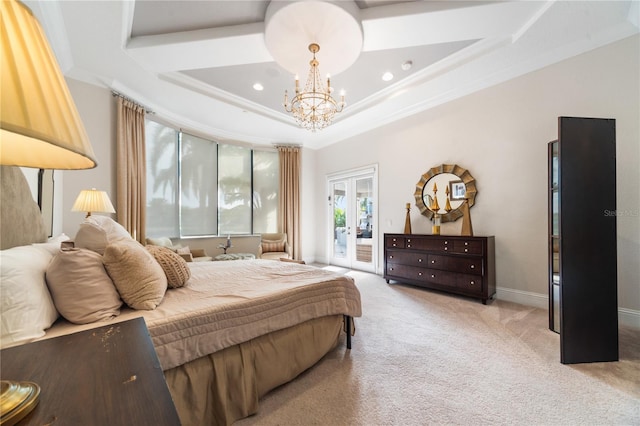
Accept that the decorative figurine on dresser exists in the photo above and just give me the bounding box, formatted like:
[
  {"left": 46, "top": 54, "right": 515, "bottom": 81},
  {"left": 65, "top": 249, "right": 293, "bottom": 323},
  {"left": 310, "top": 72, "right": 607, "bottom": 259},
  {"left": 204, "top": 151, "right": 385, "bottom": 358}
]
[{"left": 384, "top": 164, "right": 496, "bottom": 304}]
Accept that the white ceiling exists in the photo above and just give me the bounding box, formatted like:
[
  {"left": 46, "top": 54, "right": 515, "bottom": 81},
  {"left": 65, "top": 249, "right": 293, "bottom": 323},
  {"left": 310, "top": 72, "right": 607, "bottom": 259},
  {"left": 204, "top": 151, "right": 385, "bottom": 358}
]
[{"left": 25, "top": 1, "right": 639, "bottom": 149}]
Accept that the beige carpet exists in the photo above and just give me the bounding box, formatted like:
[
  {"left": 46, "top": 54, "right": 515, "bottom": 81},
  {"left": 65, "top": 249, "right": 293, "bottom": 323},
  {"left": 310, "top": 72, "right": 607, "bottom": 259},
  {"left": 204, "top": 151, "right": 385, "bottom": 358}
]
[{"left": 236, "top": 268, "right": 640, "bottom": 425}]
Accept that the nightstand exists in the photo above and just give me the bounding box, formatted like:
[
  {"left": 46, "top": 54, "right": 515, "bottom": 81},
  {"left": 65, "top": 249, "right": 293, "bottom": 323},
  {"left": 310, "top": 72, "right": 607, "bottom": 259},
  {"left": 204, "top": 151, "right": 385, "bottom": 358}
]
[{"left": 0, "top": 317, "right": 180, "bottom": 425}]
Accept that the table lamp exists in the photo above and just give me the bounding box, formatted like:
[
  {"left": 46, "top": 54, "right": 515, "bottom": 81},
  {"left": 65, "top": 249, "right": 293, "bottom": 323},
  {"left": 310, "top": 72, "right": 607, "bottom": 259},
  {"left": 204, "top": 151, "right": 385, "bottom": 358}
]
[
  {"left": 72, "top": 189, "right": 116, "bottom": 218},
  {"left": 0, "top": 0, "right": 97, "bottom": 423}
]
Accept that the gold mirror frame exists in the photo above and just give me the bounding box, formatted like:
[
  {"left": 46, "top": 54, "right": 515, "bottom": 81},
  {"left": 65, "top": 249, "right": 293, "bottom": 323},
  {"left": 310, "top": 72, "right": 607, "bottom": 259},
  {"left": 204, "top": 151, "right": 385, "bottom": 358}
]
[{"left": 414, "top": 164, "right": 477, "bottom": 223}]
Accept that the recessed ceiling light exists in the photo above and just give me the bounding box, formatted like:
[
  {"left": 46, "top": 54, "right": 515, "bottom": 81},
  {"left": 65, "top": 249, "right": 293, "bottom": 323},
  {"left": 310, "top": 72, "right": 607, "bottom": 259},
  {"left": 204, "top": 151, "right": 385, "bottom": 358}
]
[
  {"left": 382, "top": 72, "right": 394, "bottom": 82},
  {"left": 253, "top": 83, "right": 264, "bottom": 91},
  {"left": 401, "top": 60, "right": 413, "bottom": 71}
]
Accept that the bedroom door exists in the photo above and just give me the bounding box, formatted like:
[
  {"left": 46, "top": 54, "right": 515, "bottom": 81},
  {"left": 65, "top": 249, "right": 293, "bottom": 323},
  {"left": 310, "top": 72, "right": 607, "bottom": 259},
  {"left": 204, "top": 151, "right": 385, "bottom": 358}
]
[{"left": 328, "top": 166, "right": 377, "bottom": 273}]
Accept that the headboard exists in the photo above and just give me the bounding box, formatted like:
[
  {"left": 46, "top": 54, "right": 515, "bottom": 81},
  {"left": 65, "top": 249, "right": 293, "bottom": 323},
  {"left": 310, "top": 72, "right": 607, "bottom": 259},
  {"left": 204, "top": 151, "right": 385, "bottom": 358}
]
[{"left": 0, "top": 166, "right": 47, "bottom": 249}]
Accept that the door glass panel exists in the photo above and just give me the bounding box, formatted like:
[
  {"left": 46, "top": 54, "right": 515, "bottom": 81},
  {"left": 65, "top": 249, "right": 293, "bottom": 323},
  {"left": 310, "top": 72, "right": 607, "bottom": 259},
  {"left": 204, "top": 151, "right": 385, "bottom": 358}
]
[
  {"left": 355, "top": 177, "right": 373, "bottom": 265},
  {"left": 551, "top": 141, "right": 559, "bottom": 236},
  {"left": 333, "top": 182, "right": 347, "bottom": 259}
]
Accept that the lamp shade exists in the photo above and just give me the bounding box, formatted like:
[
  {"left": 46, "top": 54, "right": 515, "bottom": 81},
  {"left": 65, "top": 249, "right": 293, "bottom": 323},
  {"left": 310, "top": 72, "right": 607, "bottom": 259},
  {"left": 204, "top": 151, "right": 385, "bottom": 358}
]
[
  {"left": 0, "top": 0, "right": 96, "bottom": 169},
  {"left": 72, "top": 189, "right": 115, "bottom": 216}
]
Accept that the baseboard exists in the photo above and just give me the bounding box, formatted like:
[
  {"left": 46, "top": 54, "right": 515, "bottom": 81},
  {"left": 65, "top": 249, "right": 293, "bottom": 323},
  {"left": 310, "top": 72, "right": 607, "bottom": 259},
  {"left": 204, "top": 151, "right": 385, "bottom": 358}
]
[
  {"left": 495, "top": 287, "right": 548, "bottom": 309},
  {"left": 619, "top": 308, "right": 640, "bottom": 329},
  {"left": 496, "top": 287, "right": 640, "bottom": 329}
]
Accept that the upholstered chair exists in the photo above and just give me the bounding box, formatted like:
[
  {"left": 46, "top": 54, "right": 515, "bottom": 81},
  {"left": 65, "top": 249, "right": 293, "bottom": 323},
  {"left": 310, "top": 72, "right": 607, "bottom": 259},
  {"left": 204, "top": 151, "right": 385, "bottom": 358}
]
[{"left": 257, "top": 233, "right": 292, "bottom": 260}]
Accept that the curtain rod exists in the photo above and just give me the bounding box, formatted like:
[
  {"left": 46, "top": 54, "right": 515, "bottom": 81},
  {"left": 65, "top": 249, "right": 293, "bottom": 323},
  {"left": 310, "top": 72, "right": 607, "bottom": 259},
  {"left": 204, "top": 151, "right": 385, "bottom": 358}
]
[
  {"left": 273, "top": 143, "right": 301, "bottom": 149},
  {"left": 111, "top": 91, "right": 155, "bottom": 115}
]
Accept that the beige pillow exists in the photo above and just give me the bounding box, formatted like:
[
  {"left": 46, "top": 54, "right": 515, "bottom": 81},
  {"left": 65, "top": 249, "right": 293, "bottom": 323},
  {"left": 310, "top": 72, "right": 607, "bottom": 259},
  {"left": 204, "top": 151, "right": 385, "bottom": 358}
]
[
  {"left": 262, "top": 240, "right": 285, "bottom": 253},
  {"left": 75, "top": 215, "right": 132, "bottom": 255},
  {"left": 176, "top": 246, "right": 191, "bottom": 255},
  {"left": 146, "top": 237, "right": 173, "bottom": 248},
  {"left": 46, "top": 248, "right": 122, "bottom": 324},
  {"left": 103, "top": 241, "right": 167, "bottom": 310},
  {"left": 146, "top": 245, "right": 191, "bottom": 289},
  {"left": 190, "top": 248, "right": 206, "bottom": 258}
]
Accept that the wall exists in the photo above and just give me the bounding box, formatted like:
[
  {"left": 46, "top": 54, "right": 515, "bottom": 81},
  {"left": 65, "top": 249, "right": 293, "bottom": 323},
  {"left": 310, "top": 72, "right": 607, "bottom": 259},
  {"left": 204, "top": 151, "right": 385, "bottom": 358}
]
[
  {"left": 313, "top": 35, "right": 640, "bottom": 325},
  {"left": 62, "top": 79, "right": 116, "bottom": 237},
  {"left": 61, "top": 36, "right": 638, "bottom": 325}
]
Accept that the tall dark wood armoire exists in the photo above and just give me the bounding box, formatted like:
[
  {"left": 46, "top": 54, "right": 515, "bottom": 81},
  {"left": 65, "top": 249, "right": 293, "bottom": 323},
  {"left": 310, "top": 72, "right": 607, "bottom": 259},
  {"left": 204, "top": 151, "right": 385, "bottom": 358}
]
[{"left": 548, "top": 116, "right": 618, "bottom": 364}]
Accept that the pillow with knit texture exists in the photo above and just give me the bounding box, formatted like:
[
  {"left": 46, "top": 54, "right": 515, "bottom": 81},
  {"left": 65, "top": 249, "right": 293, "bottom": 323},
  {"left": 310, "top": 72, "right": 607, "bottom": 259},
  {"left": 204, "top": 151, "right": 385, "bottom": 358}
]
[{"left": 146, "top": 245, "right": 191, "bottom": 289}]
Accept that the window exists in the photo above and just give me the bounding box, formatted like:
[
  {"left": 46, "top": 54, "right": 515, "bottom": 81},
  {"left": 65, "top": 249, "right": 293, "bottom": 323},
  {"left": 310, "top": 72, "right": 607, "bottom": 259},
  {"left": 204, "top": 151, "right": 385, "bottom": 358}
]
[
  {"left": 145, "top": 119, "right": 278, "bottom": 237},
  {"left": 180, "top": 133, "right": 217, "bottom": 237}
]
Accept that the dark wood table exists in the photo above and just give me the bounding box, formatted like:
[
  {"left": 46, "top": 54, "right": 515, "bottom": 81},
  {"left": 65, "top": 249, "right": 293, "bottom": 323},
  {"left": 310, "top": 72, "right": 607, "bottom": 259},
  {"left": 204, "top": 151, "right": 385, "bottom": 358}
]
[{"left": 0, "top": 317, "right": 180, "bottom": 425}]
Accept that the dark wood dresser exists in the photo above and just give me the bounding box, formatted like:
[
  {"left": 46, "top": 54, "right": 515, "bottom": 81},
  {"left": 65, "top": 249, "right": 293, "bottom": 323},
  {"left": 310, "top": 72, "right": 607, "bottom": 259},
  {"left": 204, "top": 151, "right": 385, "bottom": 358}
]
[
  {"left": 384, "top": 233, "right": 496, "bottom": 304},
  {"left": 0, "top": 317, "right": 180, "bottom": 425}
]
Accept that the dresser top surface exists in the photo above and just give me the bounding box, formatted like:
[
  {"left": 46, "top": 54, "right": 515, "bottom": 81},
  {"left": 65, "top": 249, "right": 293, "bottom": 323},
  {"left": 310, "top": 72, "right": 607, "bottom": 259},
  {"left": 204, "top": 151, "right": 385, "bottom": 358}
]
[{"left": 385, "top": 233, "right": 494, "bottom": 239}]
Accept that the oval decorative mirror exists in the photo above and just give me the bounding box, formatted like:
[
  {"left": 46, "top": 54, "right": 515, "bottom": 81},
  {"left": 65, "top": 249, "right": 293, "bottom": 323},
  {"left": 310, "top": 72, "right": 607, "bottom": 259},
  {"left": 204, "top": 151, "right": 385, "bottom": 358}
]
[{"left": 413, "top": 164, "right": 477, "bottom": 223}]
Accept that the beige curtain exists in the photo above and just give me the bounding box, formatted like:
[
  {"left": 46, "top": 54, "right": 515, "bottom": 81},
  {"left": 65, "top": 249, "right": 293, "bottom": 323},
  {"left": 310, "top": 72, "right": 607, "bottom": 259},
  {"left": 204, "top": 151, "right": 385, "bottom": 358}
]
[
  {"left": 277, "top": 146, "right": 301, "bottom": 260},
  {"left": 116, "top": 96, "right": 146, "bottom": 244}
]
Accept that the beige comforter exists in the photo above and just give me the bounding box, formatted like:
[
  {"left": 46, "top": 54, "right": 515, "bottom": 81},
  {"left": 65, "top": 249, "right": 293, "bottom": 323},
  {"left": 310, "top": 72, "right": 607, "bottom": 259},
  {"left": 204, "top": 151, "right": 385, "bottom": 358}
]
[
  {"left": 147, "top": 259, "right": 361, "bottom": 369},
  {"left": 43, "top": 260, "right": 361, "bottom": 370}
]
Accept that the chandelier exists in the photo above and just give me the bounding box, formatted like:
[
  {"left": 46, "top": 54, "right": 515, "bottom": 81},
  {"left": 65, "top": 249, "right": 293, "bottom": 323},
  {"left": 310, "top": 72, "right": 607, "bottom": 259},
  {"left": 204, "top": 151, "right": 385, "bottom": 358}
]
[{"left": 283, "top": 43, "right": 346, "bottom": 132}]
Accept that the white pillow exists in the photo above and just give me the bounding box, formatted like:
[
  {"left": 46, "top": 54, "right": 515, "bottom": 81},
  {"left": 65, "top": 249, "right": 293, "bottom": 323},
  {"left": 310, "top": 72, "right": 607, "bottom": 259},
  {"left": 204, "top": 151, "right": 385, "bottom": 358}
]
[
  {"left": 46, "top": 248, "right": 122, "bottom": 324},
  {"left": 1, "top": 245, "right": 59, "bottom": 348},
  {"left": 75, "top": 215, "right": 132, "bottom": 255},
  {"left": 32, "top": 233, "right": 72, "bottom": 256}
]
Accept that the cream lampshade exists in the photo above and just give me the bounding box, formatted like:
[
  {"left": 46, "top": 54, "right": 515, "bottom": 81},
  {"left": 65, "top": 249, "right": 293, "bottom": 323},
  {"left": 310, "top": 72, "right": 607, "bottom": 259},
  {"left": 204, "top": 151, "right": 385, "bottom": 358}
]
[
  {"left": 0, "top": 0, "right": 96, "bottom": 170},
  {"left": 72, "top": 189, "right": 116, "bottom": 218},
  {"left": 0, "top": 1, "right": 99, "bottom": 422}
]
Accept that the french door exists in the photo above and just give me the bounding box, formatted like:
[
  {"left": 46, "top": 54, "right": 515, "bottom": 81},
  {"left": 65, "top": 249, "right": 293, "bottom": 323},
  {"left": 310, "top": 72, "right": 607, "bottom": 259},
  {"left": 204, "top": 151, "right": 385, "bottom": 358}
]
[{"left": 328, "top": 166, "right": 377, "bottom": 272}]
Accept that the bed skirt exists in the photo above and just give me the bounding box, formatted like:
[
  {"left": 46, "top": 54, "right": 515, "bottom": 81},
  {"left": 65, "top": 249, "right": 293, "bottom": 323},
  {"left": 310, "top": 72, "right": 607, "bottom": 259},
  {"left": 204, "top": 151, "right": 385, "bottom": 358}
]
[{"left": 163, "top": 314, "right": 343, "bottom": 425}]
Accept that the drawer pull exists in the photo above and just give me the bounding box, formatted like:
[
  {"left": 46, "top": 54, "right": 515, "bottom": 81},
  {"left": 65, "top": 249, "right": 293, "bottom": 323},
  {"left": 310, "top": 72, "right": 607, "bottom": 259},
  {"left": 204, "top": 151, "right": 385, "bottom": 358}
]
[
  {"left": 470, "top": 265, "right": 475, "bottom": 269},
  {"left": 392, "top": 238, "right": 397, "bottom": 242},
  {"left": 389, "top": 255, "right": 394, "bottom": 259},
  {"left": 407, "top": 244, "right": 412, "bottom": 248},
  {"left": 464, "top": 242, "right": 469, "bottom": 246},
  {"left": 431, "top": 274, "right": 435, "bottom": 278},
  {"left": 444, "top": 241, "right": 448, "bottom": 245},
  {"left": 393, "top": 244, "right": 397, "bottom": 247},
  {"left": 390, "top": 267, "right": 394, "bottom": 271},
  {"left": 470, "top": 281, "right": 475, "bottom": 285},
  {"left": 444, "top": 247, "right": 448, "bottom": 251},
  {"left": 464, "top": 248, "right": 468, "bottom": 253},
  {"left": 407, "top": 239, "right": 411, "bottom": 243},
  {"left": 431, "top": 260, "right": 435, "bottom": 264},
  {"left": 418, "top": 272, "right": 422, "bottom": 276},
  {"left": 418, "top": 258, "right": 422, "bottom": 263}
]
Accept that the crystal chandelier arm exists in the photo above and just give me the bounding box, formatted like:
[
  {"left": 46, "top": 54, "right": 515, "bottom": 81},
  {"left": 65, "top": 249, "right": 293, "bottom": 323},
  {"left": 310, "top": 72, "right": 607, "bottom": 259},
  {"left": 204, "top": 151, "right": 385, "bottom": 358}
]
[{"left": 282, "top": 43, "right": 345, "bottom": 132}]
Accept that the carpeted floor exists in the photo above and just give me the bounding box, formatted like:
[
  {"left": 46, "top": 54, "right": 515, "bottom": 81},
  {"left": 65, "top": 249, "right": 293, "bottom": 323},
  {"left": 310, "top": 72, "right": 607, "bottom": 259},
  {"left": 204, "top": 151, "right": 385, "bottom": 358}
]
[{"left": 236, "top": 267, "right": 640, "bottom": 425}]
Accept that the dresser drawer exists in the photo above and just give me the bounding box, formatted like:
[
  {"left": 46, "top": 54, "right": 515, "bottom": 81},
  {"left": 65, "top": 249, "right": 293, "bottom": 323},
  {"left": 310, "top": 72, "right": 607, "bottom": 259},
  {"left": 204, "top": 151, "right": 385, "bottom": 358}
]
[
  {"left": 456, "top": 274, "right": 483, "bottom": 294},
  {"left": 452, "top": 239, "right": 483, "bottom": 255},
  {"left": 404, "top": 237, "right": 446, "bottom": 251},
  {"left": 423, "top": 268, "right": 458, "bottom": 287},
  {"left": 427, "top": 254, "right": 482, "bottom": 275},
  {"left": 387, "top": 251, "right": 427, "bottom": 267},
  {"left": 386, "top": 236, "right": 405, "bottom": 248},
  {"left": 386, "top": 263, "right": 457, "bottom": 287},
  {"left": 385, "top": 263, "right": 428, "bottom": 281}
]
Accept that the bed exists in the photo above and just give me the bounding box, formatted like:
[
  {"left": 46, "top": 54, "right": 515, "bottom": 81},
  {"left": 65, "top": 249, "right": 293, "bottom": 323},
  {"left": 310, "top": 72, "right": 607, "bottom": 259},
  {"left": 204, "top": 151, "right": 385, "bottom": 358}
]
[{"left": 0, "top": 166, "right": 362, "bottom": 425}]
